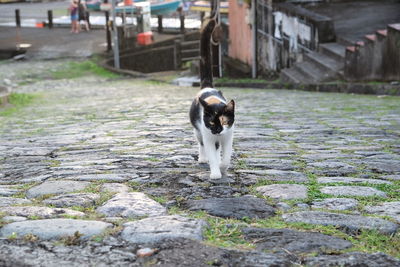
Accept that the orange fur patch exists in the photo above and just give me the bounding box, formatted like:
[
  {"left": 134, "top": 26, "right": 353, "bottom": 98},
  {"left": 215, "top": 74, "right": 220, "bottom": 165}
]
[
  {"left": 204, "top": 96, "right": 221, "bottom": 105},
  {"left": 219, "top": 115, "right": 229, "bottom": 125}
]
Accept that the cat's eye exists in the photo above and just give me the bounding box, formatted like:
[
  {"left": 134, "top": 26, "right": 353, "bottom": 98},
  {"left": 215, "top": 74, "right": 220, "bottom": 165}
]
[{"left": 209, "top": 121, "right": 215, "bottom": 125}]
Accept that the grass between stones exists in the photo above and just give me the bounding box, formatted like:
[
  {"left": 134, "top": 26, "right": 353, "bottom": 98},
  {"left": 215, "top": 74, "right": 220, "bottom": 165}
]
[
  {"left": 185, "top": 208, "right": 400, "bottom": 258},
  {"left": 0, "top": 92, "right": 40, "bottom": 117},
  {"left": 50, "top": 60, "right": 120, "bottom": 80}
]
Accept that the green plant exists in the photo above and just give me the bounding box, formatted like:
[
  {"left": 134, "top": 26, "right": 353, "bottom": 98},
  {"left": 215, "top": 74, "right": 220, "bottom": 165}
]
[
  {"left": 61, "top": 231, "right": 83, "bottom": 246},
  {"left": 0, "top": 93, "right": 38, "bottom": 117},
  {"left": 51, "top": 60, "right": 120, "bottom": 79}
]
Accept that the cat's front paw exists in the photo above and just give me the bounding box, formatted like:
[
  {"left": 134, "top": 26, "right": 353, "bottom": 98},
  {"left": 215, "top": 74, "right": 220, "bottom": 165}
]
[
  {"left": 209, "top": 172, "right": 222, "bottom": 179},
  {"left": 198, "top": 157, "right": 208, "bottom": 164},
  {"left": 220, "top": 164, "right": 229, "bottom": 174}
]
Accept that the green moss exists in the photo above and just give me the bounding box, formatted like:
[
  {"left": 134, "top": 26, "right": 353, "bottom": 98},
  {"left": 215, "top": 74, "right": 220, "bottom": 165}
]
[
  {"left": 0, "top": 93, "right": 39, "bottom": 117},
  {"left": 51, "top": 60, "right": 120, "bottom": 79},
  {"left": 144, "top": 157, "right": 160, "bottom": 162},
  {"left": 346, "top": 230, "right": 400, "bottom": 258},
  {"left": 202, "top": 216, "right": 254, "bottom": 249}
]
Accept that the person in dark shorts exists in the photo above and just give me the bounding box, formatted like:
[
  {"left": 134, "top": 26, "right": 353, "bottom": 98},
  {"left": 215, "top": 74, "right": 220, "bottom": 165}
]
[
  {"left": 69, "top": 0, "right": 79, "bottom": 33},
  {"left": 78, "top": 0, "right": 90, "bottom": 31}
]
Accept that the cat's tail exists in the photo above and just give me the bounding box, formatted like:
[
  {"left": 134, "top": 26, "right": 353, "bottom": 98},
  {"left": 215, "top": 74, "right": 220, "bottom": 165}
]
[{"left": 199, "top": 0, "right": 221, "bottom": 89}]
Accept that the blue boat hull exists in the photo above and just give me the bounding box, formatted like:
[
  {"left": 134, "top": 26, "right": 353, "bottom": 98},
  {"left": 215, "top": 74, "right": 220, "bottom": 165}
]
[{"left": 88, "top": 0, "right": 181, "bottom": 15}]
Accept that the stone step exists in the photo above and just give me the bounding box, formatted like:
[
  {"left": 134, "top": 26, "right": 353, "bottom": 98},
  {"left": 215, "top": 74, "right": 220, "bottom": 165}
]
[
  {"left": 336, "top": 36, "right": 354, "bottom": 47},
  {"left": 181, "top": 48, "right": 200, "bottom": 58},
  {"left": 388, "top": 23, "right": 400, "bottom": 32},
  {"left": 280, "top": 67, "right": 312, "bottom": 84},
  {"left": 365, "top": 34, "right": 377, "bottom": 42},
  {"left": 319, "top": 42, "right": 346, "bottom": 62},
  {"left": 376, "top": 29, "right": 387, "bottom": 37},
  {"left": 294, "top": 61, "right": 330, "bottom": 83},
  {"left": 181, "top": 40, "right": 199, "bottom": 49},
  {"left": 304, "top": 50, "right": 344, "bottom": 75},
  {"left": 182, "top": 56, "right": 200, "bottom": 62}
]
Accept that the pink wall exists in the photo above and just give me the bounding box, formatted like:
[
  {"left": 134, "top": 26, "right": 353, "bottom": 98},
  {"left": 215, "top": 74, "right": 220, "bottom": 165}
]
[{"left": 228, "top": 0, "right": 252, "bottom": 65}]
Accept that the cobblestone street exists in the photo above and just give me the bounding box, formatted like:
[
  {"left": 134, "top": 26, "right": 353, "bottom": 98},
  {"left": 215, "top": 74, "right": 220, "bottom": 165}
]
[{"left": 0, "top": 59, "right": 400, "bottom": 266}]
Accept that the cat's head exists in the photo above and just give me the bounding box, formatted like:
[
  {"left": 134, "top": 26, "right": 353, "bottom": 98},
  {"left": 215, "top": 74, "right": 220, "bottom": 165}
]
[{"left": 199, "top": 98, "right": 235, "bottom": 135}]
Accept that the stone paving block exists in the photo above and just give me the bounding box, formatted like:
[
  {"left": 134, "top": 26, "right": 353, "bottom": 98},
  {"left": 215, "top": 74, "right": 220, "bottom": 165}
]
[
  {"left": 96, "top": 192, "right": 166, "bottom": 218},
  {"left": 0, "top": 197, "right": 32, "bottom": 207},
  {"left": 0, "top": 186, "right": 20, "bottom": 197},
  {"left": 365, "top": 160, "right": 400, "bottom": 174},
  {"left": 243, "top": 158, "right": 296, "bottom": 170},
  {"left": 43, "top": 193, "right": 100, "bottom": 208},
  {"left": 100, "top": 183, "right": 130, "bottom": 193},
  {"left": 304, "top": 252, "right": 400, "bottom": 267},
  {"left": 309, "top": 161, "right": 357, "bottom": 176},
  {"left": 0, "top": 219, "right": 112, "bottom": 240},
  {"left": 2, "top": 216, "right": 28, "bottom": 222},
  {"left": 380, "top": 175, "right": 400, "bottom": 181},
  {"left": 317, "top": 176, "right": 392, "bottom": 185},
  {"left": 364, "top": 201, "right": 400, "bottom": 223},
  {"left": 26, "top": 180, "right": 91, "bottom": 199},
  {"left": 237, "top": 170, "right": 308, "bottom": 182},
  {"left": 186, "top": 195, "right": 275, "bottom": 219},
  {"left": 243, "top": 227, "right": 352, "bottom": 253},
  {"left": 311, "top": 198, "right": 359, "bottom": 211},
  {"left": 282, "top": 211, "right": 398, "bottom": 234},
  {"left": 0, "top": 206, "right": 85, "bottom": 218},
  {"left": 256, "top": 184, "right": 308, "bottom": 200},
  {"left": 320, "top": 186, "right": 387, "bottom": 197},
  {"left": 121, "top": 215, "right": 207, "bottom": 244},
  {"left": 71, "top": 174, "right": 133, "bottom": 182}
]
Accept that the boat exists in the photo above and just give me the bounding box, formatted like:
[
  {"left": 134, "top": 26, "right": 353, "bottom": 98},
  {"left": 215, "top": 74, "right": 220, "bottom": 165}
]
[
  {"left": 189, "top": 0, "right": 228, "bottom": 13},
  {"left": 87, "top": 0, "right": 181, "bottom": 15},
  {"left": 86, "top": 0, "right": 102, "bottom": 11}
]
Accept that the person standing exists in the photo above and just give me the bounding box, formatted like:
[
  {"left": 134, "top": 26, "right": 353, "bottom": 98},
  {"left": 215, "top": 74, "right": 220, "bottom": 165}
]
[
  {"left": 78, "top": 0, "right": 90, "bottom": 32},
  {"left": 69, "top": 0, "right": 79, "bottom": 33}
]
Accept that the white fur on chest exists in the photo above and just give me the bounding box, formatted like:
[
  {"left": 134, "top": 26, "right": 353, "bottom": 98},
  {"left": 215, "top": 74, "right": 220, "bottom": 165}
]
[{"left": 194, "top": 105, "right": 234, "bottom": 179}]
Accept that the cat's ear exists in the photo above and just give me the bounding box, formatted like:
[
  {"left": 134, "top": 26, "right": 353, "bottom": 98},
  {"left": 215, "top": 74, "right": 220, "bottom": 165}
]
[{"left": 225, "top": 100, "right": 235, "bottom": 113}]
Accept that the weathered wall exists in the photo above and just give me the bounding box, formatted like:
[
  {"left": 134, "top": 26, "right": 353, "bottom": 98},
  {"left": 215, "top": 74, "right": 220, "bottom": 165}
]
[
  {"left": 256, "top": 2, "right": 335, "bottom": 75},
  {"left": 119, "top": 46, "right": 176, "bottom": 73},
  {"left": 228, "top": 0, "right": 253, "bottom": 66},
  {"left": 383, "top": 24, "right": 400, "bottom": 81}
]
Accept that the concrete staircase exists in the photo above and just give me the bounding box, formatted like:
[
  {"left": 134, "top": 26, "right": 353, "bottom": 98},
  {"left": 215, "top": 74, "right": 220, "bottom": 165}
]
[
  {"left": 344, "top": 23, "right": 400, "bottom": 82},
  {"left": 280, "top": 42, "right": 346, "bottom": 84},
  {"left": 180, "top": 31, "right": 200, "bottom": 64}
]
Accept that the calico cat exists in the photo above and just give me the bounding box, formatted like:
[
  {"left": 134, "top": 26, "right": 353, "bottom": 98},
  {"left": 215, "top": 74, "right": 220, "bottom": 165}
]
[{"left": 189, "top": 4, "right": 235, "bottom": 179}]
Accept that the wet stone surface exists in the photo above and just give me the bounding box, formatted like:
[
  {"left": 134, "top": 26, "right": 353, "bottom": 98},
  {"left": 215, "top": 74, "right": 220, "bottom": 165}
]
[
  {"left": 320, "top": 186, "right": 387, "bottom": 197},
  {"left": 96, "top": 192, "right": 167, "bottom": 218},
  {"left": 283, "top": 211, "right": 399, "bottom": 234},
  {"left": 256, "top": 184, "right": 308, "bottom": 200},
  {"left": 0, "top": 219, "right": 112, "bottom": 240},
  {"left": 0, "top": 60, "right": 399, "bottom": 265},
  {"left": 43, "top": 193, "right": 100, "bottom": 208},
  {"left": 243, "top": 227, "right": 352, "bottom": 253},
  {"left": 0, "top": 206, "right": 85, "bottom": 218},
  {"left": 304, "top": 252, "right": 400, "bottom": 267},
  {"left": 0, "top": 197, "right": 32, "bottom": 207},
  {"left": 364, "top": 202, "right": 400, "bottom": 223},
  {"left": 311, "top": 198, "right": 359, "bottom": 211},
  {"left": 121, "top": 215, "right": 207, "bottom": 244},
  {"left": 26, "top": 180, "right": 91, "bottom": 199},
  {"left": 186, "top": 195, "right": 276, "bottom": 219}
]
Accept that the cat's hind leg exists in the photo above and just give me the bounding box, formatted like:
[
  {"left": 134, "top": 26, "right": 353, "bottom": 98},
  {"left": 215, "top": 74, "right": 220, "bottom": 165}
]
[
  {"left": 220, "top": 132, "right": 233, "bottom": 175},
  {"left": 194, "top": 129, "right": 207, "bottom": 163},
  {"left": 204, "top": 138, "right": 222, "bottom": 179}
]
